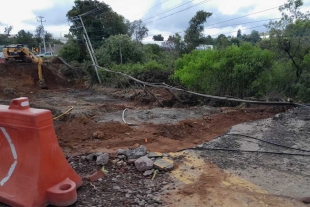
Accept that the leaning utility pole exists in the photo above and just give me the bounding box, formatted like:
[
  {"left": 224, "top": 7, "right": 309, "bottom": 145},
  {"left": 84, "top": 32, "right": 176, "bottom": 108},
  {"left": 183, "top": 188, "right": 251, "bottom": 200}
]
[
  {"left": 78, "top": 13, "right": 101, "bottom": 83},
  {"left": 37, "top": 16, "right": 46, "bottom": 53}
]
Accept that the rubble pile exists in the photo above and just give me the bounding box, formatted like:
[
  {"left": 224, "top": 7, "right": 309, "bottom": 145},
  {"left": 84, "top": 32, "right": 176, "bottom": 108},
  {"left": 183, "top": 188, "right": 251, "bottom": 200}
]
[
  {"left": 65, "top": 145, "right": 176, "bottom": 206},
  {"left": 82, "top": 145, "right": 175, "bottom": 182}
]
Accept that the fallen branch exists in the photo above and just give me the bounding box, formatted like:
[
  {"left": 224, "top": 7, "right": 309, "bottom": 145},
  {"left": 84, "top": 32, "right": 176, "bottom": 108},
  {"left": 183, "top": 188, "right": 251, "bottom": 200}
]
[
  {"left": 143, "top": 85, "right": 165, "bottom": 107},
  {"left": 165, "top": 88, "right": 184, "bottom": 103}
]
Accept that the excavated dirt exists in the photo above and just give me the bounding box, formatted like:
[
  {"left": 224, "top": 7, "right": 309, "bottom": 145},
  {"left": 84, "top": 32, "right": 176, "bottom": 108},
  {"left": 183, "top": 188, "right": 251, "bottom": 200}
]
[
  {"left": 0, "top": 62, "right": 70, "bottom": 95},
  {"left": 55, "top": 107, "right": 287, "bottom": 155}
]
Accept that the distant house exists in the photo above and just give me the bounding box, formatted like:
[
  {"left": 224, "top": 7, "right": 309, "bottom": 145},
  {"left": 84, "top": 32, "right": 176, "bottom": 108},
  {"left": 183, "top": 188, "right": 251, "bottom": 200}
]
[
  {"left": 142, "top": 40, "right": 163, "bottom": 46},
  {"left": 259, "top": 32, "right": 270, "bottom": 39},
  {"left": 196, "top": 44, "right": 214, "bottom": 50}
]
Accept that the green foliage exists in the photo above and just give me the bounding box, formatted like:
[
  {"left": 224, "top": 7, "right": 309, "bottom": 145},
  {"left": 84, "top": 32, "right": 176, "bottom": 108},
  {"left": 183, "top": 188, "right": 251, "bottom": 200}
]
[
  {"left": 112, "top": 60, "right": 166, "bottom": 75},
  {"left": 0, "top": 34, "right": 14, "bottom": 45},
  {"left": 59, "top": 38, "right": 85, "bottom": 62},
  {"left": 129, "top": 20, "right": 149, "bottom": 41},
  {"left": 216, "top": 34, "right": 231, "bottom": 49},
  {"left": 96, "top": 35, "right": 145, "bottom": 66},
  {"left": 237, "top": 29, "right": 242, "bottom": 38},
  {"left": 251, "top": 61, "right": 296, "bottom": 99},
  {"left": 110, "top": 60, "right": 172, "bottom": 85},
  {"left": 242, "top": 30, "right": 262, "bottom": 45},
  {"left": 15, "top": 30, "right": 36, "bottom": 48},
  {"left": 4, "top": 26, "right": 13, "bottom": 36},
  {"left": 184, "top": 10, "right": 212, "bottom": 52},
  {"left": 267, "top": 0, "right": 310, "bottom": 79},
  {"left": 67, "top": 0, "right": 129, "bottom": 48},
  {"left": 153, "top": 34, "right": 164, "bottom": 41},
  {"left": 174, "top": 43, "right": 274, "bottom": 98}
]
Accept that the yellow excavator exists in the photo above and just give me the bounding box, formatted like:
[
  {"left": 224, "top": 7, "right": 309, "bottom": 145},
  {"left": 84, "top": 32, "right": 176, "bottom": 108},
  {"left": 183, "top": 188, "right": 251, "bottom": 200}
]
[{"left": 2, "top": 44, "right": 46, "bottom": 88}]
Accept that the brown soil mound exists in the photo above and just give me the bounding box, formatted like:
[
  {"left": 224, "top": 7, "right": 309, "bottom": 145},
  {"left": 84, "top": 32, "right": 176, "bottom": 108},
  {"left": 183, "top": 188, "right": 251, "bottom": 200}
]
[
  {"left": 55, "top": 107, "right": 286, "bottom": 156},
  {"left": 0, "top": 62, "right": 70, "bottom": 94}
]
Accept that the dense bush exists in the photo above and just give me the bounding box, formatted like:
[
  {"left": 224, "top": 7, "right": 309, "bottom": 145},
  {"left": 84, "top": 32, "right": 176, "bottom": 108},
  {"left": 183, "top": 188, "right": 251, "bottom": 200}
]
[{"left": 174, "top": 43, "right": 274, "bottom": 98}]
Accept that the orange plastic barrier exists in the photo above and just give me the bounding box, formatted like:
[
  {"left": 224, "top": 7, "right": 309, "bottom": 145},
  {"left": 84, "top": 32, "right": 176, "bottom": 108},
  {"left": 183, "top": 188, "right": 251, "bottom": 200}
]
[{"left": 0, "top": 97, "right": 82, "bottom": 207}]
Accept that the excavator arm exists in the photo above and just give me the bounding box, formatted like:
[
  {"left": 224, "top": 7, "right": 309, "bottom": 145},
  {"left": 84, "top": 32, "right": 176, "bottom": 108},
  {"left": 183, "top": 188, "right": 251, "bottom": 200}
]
[{"left": 21, "top": 47, "right": 46, "bottom": 88}]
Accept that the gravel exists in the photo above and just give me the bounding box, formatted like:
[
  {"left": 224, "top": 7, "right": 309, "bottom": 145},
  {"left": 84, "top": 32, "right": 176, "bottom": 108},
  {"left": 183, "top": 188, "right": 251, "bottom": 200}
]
[{"left": 0, "top": 154, "right": 173, "bottom": 207}]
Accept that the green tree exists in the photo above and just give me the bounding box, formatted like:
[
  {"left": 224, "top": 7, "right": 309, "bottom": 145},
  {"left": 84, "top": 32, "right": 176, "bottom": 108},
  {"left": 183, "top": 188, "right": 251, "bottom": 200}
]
[
  {"left": 243, "top": 30, "right": 261, "bottom": 44},
  {"left": 267, "top": 0, "right": 310, "bottom": 79},
  {"left": 59, "top": 35, "right": 87, "bottom": 62},
  {"left": 153, "top": 34, "right": 164, "bottom": 41},
  {"left": 237, "top": 29, "right": 242, "bottom": 38},
  {"left": 15, "top": 30, "right": 36, "bottom": 47},
  {"left": 0, "top": 34, "right": 15, "bottom": 45},
  {"left": 216, "top": 34, "right": 231, "bottom": 49},
  {"left": 96, "top": 34, "right": 145, "bottom": 66},
  {"left": 231, "top": 37, "right": 241, "bottom": 46},
  {"left": 173, "top": 33, "right": 187, "bottom": 55},
  {"left": 4, "top": 26, "right": 13, "bottom": 36},
  {"left": 34, "top": 25, "right": 44, "bottom": 45},
  {"left": 129, "top": 20, "right": 149, "bottom": 42},
  {"left": 184, "top": 10, "right": 212, "bottom": 52},
  {"left": 67, "top": 0, "right": 129, "bottom": 47}
]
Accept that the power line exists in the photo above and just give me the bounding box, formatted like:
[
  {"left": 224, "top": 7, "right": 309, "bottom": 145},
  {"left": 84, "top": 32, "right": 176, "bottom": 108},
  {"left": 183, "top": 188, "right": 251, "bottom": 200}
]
[
  {"left": 206, "top": 6, "right": 280, "bottom": 28},
  {"left": 141, "top": 0, "right": 197, "bottom": 22},
  {"left": 146, "top": 5, "right": 282, "bottom": 36},
  {"left": 131, "top": 0, "right": 171, "bottom": 19},
  {"left": 148, "top": 18, "right": 281, "bottom": 36},
  {"left": 72, "top": 24, "right": 269, "bottom": 41},
  {"left": 144, "top": 0, "right": 212, "bottom": 24}
]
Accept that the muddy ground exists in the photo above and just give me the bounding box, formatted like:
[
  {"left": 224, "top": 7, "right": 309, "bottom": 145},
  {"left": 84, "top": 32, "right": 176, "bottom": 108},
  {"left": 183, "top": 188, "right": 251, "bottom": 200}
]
[{"left": 0, "top": 63, "right": 307, "bottom": 207}]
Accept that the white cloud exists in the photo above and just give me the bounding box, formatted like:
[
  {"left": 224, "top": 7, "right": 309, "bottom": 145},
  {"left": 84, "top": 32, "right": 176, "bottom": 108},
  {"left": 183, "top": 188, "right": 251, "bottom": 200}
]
[
  {"left": 0, "top": 0, "right": 72, "bottom": 35},
  {"left": 0, "top": 0, "right": 309, "bottom": 40},
  {"left": 102, "top": 0, "right": 156, "bottom": 21}
]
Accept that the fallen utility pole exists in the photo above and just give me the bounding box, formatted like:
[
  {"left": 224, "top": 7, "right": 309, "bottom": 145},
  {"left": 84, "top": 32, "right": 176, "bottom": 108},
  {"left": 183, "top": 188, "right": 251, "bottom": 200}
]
[{"left": 78, "top": 14, "right": 101, "bottom": 83}]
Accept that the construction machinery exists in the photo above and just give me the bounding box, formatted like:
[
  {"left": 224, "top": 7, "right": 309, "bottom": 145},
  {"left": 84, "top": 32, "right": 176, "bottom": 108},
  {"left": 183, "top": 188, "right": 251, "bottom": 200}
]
[{"left": 2, "top": 44, "right": 46, "bottom": 88}]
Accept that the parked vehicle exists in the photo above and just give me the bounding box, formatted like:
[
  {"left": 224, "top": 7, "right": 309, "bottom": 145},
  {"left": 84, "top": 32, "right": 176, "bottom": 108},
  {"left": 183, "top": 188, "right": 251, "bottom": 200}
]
[{"left": 38, "top": 52, "right": 55, "bottom": 57}]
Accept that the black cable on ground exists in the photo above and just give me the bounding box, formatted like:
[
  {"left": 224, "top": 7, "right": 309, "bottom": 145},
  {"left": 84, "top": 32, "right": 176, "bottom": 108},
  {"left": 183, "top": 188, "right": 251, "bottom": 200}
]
[
  {"left": 227, "top": 133, "right": 310, "bottom": 153},
  {"left": 176, "top": 147, "right": 310, "bottom": 157}
]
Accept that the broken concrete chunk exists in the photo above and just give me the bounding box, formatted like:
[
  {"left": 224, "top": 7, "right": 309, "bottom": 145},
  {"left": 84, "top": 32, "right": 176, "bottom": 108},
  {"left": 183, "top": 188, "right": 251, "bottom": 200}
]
[
  {"left": 143, "top": 169, "right": 155, "bottom": 176},
  {"left": 135, "top": 156, "right": 154, "bottom": 172},
  {"left": 117, "top": 145, "right": 147, "bottom": 159},
  {"left": 96, "top": 153, "right": 109, "bottom": 165},
  {"left": 147, "top": 152, "right": 163, "bottom": 158},
  {"left": 154, "top": 157, "right": 174, "bottom": 171}
]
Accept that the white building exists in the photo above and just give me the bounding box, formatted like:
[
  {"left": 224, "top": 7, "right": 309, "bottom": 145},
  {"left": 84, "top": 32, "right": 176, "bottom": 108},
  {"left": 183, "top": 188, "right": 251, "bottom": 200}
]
[{"left": 196, "top": 44, "right": 214, "bottom": 50}]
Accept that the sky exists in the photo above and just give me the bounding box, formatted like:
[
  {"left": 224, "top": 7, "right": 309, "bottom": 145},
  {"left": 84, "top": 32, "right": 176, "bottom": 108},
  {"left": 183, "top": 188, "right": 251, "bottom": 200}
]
[{"left": 0, "top": 0, "right": 310, "bottom": 41}]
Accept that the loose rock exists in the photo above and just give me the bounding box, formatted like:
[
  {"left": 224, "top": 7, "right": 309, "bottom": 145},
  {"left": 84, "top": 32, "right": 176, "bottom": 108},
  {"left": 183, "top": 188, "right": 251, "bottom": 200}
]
[
  {"left": 135, "top": 156, "right": 154, "bottom": 172},
  {"left": 96, "top": 153, "right": 109, "bottom": 165},
  {"left": 154, "top": 158, "right": 174, "bottom": 171},
  {"left": 117, "top": 145, "right": 147, "bottom": 159},
  {"left": 143, "top": 169, "right": 155, "bottom": 176},
  {"left": 147, "top": 152, "right": 163, "bottom": 158}
]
